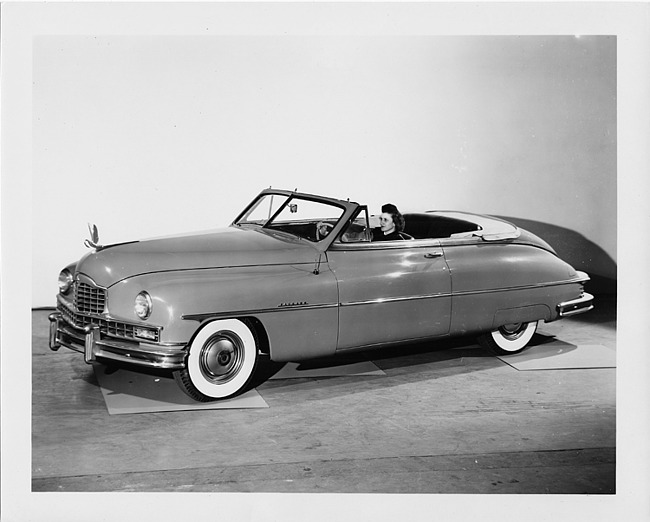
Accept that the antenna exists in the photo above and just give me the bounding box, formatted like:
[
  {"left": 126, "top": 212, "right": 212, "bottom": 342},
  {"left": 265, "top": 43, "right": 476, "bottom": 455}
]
[{"left": 313, "top": 253, "right": 322, "bottom": 275}]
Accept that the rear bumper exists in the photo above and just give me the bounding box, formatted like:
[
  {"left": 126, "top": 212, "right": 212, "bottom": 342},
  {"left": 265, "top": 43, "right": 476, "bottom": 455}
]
[
  {"left": 557, "top": 293, "right": 594, "bottom": 317},
  {"left": 48, "top": 312, "right": 187, "bottom": 370}
]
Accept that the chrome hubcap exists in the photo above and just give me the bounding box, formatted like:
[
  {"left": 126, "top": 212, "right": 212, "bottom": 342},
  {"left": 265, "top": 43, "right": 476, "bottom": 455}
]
[
  {"left": 499, "top": 322, "right": 526, "bottom": 340},
  {"left": 200, "top": 332, "right": 244, "bottom": 384}
]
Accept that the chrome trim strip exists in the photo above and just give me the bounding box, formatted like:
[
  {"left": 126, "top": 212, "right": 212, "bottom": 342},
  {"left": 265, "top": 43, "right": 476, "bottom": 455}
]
[
  {"left": 340, "top": 277, "right": 588, "bottom": 308},
  {"left": 340, "top": 293, "right": 450, "bottom": 307},
  {"left": 136, "top": 341, "right": 186, "bottom": 348},
  {"left": 329, "top": 242, "right": 441, "bottom": 252},
  {"left": 182, "top": 302, "right": 338, "bottom": 322},
  {"left": 450, "top": 277, "right": 589, "bottom": 299}
]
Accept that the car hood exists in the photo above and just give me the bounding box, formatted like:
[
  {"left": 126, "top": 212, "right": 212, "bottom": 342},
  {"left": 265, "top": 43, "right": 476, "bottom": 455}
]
[{"left": 75, "top": 226, "right": 318, "bottom": 288}]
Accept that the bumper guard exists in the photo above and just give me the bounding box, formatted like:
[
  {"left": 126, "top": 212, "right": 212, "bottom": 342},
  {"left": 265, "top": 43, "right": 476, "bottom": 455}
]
[{"left": 48, "top": 312, "right": 187, "bottom": 370}]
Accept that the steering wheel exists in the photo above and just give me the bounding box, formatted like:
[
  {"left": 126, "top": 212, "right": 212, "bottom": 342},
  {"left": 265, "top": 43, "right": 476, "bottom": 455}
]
[{"left": 316, "top": 221, "right": 334, "bottom": 240}]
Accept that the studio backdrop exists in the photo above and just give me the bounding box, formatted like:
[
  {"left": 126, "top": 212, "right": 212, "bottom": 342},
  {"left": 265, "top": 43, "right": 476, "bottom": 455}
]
[{"left": 32, "top": 35, "right": 616, "bottom": 307}]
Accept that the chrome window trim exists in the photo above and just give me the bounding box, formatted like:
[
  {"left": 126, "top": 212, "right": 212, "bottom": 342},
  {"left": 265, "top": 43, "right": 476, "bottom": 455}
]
[{"left": 329, "top": 239, "right": 442, "bottom": 251}]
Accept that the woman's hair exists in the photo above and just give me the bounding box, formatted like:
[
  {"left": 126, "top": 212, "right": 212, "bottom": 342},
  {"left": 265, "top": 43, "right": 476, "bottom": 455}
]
[{"left": 382, "top": 203, "right": 405, "bottom": 232}]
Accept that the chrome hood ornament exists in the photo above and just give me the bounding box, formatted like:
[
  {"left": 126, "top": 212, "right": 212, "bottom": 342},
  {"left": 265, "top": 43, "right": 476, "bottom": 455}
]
[{"left": 84, "top": 223, "right": 104, "bottom": 251}]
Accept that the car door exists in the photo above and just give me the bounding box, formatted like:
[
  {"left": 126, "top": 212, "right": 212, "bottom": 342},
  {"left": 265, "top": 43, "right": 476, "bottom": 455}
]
[{"left": 326, "top": 238, "right": 452, "bottom": 351}]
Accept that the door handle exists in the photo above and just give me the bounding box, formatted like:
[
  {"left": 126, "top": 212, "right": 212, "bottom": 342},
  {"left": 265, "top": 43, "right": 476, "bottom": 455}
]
[{"left": 424, "top": 252, "right": 443, "bottom": 259}]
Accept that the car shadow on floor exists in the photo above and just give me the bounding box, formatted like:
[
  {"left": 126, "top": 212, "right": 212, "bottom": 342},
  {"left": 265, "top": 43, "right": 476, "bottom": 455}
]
[{"left": 252, "top": 335, "right": 517, "bottom": 399}]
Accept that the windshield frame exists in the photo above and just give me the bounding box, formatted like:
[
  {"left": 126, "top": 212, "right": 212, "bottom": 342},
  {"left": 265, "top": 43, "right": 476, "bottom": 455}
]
[{"left": 232, "top": 189, "right": 359, "bottom": 248}]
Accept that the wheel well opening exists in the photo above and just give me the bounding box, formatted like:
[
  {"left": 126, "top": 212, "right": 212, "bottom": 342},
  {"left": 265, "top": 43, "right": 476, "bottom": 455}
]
[{"left": 241, "top": 317, "right": 270, "bottom": 356}]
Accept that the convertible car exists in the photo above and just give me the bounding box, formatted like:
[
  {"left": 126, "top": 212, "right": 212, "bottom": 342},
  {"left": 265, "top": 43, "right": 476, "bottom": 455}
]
[{"left": 49, "top": 188, "right": 594, "bottom": 401}]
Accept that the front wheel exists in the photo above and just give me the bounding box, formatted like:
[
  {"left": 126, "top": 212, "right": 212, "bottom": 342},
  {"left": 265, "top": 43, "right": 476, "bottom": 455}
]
[
  {"left": 478, "top": 321, "right": 538, "bottom": 355},
  {"left": 173, "top": 319, "right": 259, "bottom": 402}
]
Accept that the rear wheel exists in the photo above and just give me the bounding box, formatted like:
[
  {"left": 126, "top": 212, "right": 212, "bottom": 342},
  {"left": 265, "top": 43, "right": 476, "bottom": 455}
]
[
  {"left": 478, "top": 321, "right": 538, "bottom": 355},
  {"left": 173, "top": 319, "right": 259, "bottom": 401}
]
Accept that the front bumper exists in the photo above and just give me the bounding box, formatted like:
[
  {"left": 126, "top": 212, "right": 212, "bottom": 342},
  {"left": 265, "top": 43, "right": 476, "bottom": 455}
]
[
  {"left": 557, "top": 292, "right": 595, "bottom": 317},
  {"left": 48, "top": 312, "right": 187, "bottom": 370}
]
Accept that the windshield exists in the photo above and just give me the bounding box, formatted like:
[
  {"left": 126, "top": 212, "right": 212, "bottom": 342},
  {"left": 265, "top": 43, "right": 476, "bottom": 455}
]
[{"left": 235, "top": 194, "right": 346, "bottom": 242}]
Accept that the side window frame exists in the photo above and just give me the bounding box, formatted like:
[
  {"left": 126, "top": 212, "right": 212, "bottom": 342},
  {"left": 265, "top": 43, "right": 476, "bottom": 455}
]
[{"left": 337, "top": 206, "right": 372, "bottom": 244}]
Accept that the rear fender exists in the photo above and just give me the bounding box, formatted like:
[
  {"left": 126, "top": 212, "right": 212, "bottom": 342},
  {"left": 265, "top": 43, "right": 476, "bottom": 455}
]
[{"left": 493, "top": 304, "right": 551, "bottom": 328}]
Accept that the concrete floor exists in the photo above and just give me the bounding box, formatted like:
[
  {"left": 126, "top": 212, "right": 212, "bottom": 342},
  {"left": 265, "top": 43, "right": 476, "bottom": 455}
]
[{"left": 31, "top": 297, "right": 616, "bottom": 494}]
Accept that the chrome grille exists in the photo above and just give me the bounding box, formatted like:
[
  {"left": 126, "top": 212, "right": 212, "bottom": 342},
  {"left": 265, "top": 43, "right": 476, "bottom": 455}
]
[
  {"left": 74, "top": 282, "right": 106, "bottom": 314},
  {"left": 58, "top": 302, "right": 160, "bottom": 343}
]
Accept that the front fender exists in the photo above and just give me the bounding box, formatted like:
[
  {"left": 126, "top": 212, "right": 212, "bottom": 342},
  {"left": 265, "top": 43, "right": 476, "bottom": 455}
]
[{"left": 107, "top": 263, "right": 339, "bottom": 356}]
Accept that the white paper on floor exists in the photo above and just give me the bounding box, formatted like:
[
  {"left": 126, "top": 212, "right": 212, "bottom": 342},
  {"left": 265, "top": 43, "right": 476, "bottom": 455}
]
[
  {"left": 269, "top": 360, "right": 385, "bottom": 380},
  {"left": 496, "top": 341, "right": 616, "bottom": 370},
  {"left": 94, "top": 364, "right": 268, "bottom": 414}
]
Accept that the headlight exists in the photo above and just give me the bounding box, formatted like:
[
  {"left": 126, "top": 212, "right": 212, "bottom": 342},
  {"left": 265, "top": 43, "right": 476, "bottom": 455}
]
[
  {"left": 58, "top": 269, "right": 73, "bottom": 294},
  {"left": 134, "top": 291, "right": 153, "bottom": 320}
]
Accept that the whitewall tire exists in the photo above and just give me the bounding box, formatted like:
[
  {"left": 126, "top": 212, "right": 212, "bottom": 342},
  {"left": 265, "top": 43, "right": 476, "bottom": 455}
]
[
  {"left": 478, "top": 321, "right": 538, "bottom": 355},
  {"left": 173, "top": 319, "right": 259, "bottom": 401}
]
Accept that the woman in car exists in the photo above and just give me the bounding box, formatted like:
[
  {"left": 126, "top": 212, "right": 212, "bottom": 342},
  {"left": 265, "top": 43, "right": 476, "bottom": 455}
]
[{"left": 373, "top": 203, "right": 406, "bottom": 241}]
